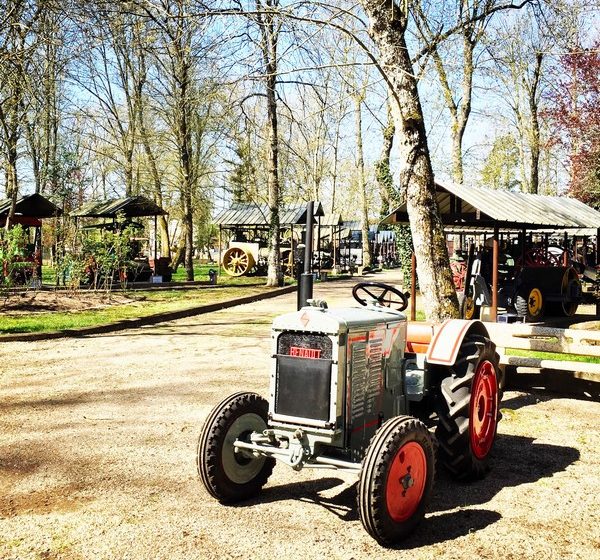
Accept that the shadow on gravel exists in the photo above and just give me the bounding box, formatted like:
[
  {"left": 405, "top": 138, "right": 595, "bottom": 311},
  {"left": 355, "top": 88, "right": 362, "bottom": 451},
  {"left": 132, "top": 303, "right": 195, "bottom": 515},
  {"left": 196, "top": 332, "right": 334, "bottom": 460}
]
[
  {"left": 500, "top": 392, "right": 553, "bottom": 410},
  {"left": 506, "top": 372, "right": 600, "bottom": 402},
  {"left": 234, "top": 433, "right": 579, "bottom": 547},
  {"left": 400, "top": 509, "right": 502, "bottom": 549}
]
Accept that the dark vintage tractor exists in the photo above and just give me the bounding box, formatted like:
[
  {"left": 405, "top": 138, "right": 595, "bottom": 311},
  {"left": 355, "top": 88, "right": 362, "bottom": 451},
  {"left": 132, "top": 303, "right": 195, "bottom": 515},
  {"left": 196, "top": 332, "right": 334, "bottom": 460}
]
[
  {"left": 197, "top": 282, "right": 501, "bottom": 545},
  {"left": 459, "top": 245, "right": 583, "bottom": 322}
]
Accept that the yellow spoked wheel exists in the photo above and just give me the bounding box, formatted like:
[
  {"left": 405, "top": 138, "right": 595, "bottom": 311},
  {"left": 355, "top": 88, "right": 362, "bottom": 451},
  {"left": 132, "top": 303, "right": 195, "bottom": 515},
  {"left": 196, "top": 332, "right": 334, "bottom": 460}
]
[
  {"left": 462, "top": 295, "right": 480, "bottom": 320},
  {"left": 516, "top": 286, "right": 544, "bottom": 322},
  {"left": 527, "top": 288, "right": 543, "bottom": 317},
  {"left": 222, "top": 247, "right": 255, "bottom": 276}
]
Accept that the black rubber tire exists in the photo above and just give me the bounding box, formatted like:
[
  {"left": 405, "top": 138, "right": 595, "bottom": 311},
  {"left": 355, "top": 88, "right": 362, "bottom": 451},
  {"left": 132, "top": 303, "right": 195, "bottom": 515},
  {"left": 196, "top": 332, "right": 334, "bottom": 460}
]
[
  {"left": 358, "top": 416, "right": 435, "bottom": 545},
  {"left": 515, "top": 287, "right": 544, "bottom": 322},
  {"left": 435, "top": 335, "right": 501, "bottom": 480},
  {"left": 197, "top": 391, "right": 275, "bottom": 503}
]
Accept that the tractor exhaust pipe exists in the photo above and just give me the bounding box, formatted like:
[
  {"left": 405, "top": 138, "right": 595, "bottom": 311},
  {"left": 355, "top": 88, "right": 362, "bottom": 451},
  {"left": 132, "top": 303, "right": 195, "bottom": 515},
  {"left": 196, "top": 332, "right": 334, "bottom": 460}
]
[{"left": 297, "top": 201, "right": 314, "bottom": 309}]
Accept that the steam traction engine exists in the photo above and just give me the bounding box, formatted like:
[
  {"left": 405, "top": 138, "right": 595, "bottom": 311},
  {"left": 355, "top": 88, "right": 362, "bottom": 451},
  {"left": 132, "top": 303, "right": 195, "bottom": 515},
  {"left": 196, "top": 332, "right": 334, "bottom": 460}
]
[{"left": 197, "top": 282, "right": 501, "bottom": 545}]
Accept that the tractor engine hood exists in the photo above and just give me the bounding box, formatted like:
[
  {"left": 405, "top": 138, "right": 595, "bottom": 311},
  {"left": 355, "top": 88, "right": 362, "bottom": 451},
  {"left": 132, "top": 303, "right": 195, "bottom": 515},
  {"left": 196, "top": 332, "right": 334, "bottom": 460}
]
[{"left": 272, "top": 304, "right": 406, "bottom": 335}]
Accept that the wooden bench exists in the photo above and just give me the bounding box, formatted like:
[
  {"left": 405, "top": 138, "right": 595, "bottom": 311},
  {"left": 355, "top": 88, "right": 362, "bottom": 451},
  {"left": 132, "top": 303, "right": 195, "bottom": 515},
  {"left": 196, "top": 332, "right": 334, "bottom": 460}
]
[{"left": 484, "top": 323, "right": 600, "bottom": 381}]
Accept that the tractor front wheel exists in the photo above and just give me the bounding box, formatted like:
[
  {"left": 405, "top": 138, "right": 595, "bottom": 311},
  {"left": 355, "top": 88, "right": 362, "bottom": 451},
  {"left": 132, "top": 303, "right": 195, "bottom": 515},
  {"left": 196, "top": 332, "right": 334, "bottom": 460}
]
[
  {"left": 435, "top": 335, "right": 500, "bottom": 480},
  {"left": 197, "top": 392, "right": 275, "bottom": 503},
  {"left": 358, "top": 416, "right": 435, "bottom": 545},
  {"left": 515, "top": 286, "right": 544, "bottom": 322}
]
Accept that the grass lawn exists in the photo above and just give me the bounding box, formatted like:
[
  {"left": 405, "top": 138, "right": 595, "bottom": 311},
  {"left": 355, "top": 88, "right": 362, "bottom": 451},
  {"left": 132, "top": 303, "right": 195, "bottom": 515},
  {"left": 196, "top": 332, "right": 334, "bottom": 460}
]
[
  {"left": 506, "top": 348, "right": 600, "bottom": 364},
  {"left": 0, "top": 285, "right": 283, "bottom": 334},
  {"left": 42, "top": 262, "right": 264, "bottom": 286}
]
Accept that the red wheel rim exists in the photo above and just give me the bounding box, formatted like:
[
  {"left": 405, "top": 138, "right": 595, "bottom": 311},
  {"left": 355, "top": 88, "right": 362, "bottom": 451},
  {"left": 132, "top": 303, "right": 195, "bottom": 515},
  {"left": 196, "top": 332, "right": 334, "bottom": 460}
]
[
  {"left": 385, "top": 442, "right": 427, "bottom": 522},
  {"left": 469, "top": 360, "right": 498, "bottom": 460}
]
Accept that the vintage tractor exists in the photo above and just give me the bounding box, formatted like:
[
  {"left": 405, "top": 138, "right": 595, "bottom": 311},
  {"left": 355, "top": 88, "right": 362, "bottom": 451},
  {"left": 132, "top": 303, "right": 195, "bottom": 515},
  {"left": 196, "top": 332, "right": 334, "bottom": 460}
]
[
  {"left": 197, "top": 282, "right": 501, "bottom": 545},
  {"left": 460, "top": 245, "right": 583, "bottom": 322}
]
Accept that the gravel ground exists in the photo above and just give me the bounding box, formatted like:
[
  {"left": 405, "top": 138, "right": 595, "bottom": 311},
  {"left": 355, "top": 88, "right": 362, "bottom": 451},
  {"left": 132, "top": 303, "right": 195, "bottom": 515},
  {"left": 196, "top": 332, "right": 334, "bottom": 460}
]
[{"left": 1, "top": 271, "right": 599, "bottom": 560}]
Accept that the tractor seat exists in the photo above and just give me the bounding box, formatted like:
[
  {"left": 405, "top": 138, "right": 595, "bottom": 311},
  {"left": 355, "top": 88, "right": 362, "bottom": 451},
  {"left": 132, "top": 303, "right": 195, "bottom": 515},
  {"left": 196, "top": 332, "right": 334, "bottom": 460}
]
[{"left": 405, "top": 322, "right": 434, "bottom": 354}]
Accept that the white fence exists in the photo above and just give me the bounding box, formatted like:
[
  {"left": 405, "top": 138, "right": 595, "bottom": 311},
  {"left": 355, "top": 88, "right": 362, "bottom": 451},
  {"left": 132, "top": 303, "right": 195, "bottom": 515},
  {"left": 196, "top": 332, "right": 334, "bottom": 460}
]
[{"left": 484, "top": 322, "right": 600, "bottom": 378}]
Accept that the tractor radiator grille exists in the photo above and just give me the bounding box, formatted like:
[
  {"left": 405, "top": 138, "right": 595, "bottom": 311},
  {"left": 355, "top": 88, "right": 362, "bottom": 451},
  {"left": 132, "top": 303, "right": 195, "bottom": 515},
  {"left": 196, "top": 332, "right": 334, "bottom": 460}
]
[{"left": 275, "top": 354, "right": 333, "bottom": 422}]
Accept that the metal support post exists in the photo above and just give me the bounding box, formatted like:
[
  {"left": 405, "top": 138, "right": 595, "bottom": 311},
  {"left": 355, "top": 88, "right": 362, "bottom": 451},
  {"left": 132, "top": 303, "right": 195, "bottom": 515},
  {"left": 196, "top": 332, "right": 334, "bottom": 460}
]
[{"left": 298, "top": 201, "right": 315, "bottom": 310}]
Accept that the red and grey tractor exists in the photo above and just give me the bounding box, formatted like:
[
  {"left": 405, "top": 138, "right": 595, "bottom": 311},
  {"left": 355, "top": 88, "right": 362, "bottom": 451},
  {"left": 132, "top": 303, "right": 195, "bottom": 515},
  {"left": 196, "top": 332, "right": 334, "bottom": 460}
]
[{"left": 197, "top": 282, "right": 501, "bottom": 545}]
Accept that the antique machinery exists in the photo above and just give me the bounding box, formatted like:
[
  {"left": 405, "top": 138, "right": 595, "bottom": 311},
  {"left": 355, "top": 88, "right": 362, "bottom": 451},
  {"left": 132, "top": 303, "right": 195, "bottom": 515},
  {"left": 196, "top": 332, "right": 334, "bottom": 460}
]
[
  {"left": 461, "top": 244, "right": 583, "bottom": 322},
  {"left": 197, "top": 282, "right": 501, "bottom": 545}
]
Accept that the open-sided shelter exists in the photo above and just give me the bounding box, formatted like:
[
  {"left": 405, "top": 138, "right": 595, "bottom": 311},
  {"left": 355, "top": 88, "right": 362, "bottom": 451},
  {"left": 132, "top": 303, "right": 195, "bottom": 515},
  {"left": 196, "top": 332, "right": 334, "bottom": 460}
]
[
  {"left": 71, "top": 195, "right": 169, "bottom": 279},
  {"left": 0, "top": 193, "right": 62, "bottom": 284},
  {"left": 213, "top": 201, "right": 325, "bottom": 276},
  {"left": 382, "top": 180, "right": 600, "bottom": 321}
]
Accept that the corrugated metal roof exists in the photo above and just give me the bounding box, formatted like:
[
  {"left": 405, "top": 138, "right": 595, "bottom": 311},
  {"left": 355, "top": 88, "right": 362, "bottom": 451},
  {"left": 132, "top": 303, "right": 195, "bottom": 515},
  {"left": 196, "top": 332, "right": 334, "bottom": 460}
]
[
  {"left": 0, "top": 193, "right": 61, "bottom": 218},
  {"left": 382, "top": 180, "right": 600, "bottom": 230},
  {"left": 214, "top": 202, "right": 324, "bottom": 227},
  {"left": 320, "top": 212, "right": 342, "bottom": 227},
  {"left": 71, "top": 196, "right": 166, "bottom": 217}
]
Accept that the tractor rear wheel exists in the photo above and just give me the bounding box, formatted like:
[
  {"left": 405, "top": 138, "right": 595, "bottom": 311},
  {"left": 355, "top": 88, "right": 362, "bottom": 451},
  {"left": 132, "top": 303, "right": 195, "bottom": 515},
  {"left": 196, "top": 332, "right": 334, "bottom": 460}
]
[
  {"left": 197, "top": 392, "right": 275, "bottom": 503},
  {"left": 547, "top": 267, "right": 581, "bottom": 317},
  {"left": 358, "top": 416, "right": 435, "bottom": 545},
  {"left": 435, "top": 335, "right": 500, "bottom": 480}
]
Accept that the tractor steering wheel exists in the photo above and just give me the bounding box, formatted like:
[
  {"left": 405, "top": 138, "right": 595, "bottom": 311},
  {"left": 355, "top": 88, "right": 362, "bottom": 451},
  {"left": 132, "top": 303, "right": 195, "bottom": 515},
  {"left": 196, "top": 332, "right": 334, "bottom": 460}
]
[{"left": 352, "top": 282, "right": 409, "bottom": 311}]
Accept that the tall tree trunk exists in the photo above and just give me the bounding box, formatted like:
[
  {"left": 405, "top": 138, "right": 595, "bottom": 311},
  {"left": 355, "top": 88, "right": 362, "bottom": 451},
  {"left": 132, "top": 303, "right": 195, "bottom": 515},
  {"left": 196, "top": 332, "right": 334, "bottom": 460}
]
[
  {"left": 361, "top": 0, "right": 459, "bottom": 321},
  {"left": 375, "top": 100, "right": 396, "bottom": 217},
  {"left": 265, "top": 62, "right": 281, "bottom": 286},
  {"left": 331, "top": 117, "right": 341, "bottom": 214},
  {"left": 140, "top": 126, "right": 170, "bottom": 256},
  {"left": 354, "top": 93, "right": 372, "bottom": 269},
  {"left": 257, "top": 0, "right": 281, "bottom": 287},
  {"left": 5, "top": 151, "right": 19, "bottom": 230},
  {"left": 527, "top": 52, "right": 543, "bottom": 194}
]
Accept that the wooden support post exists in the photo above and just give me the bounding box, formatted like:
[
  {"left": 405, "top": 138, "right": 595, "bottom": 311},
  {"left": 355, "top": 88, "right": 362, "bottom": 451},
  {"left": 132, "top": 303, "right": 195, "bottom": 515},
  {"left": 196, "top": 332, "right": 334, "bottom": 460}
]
[
  {"left": 411, "top": 252, "right": 416, "bottom": 322},
  {"left": 154, "top": 215, "right": 158, "bottom": 260},
  {"left": 218, "top": 225, "right": 222, "bottom": 275},
  {"left": 317, "top": 216, "right": 321, "bottom": 273},
  {"left": 492, "top": 224, "right": 499, "bottom": 322},
  {"left": 563, "top": 231, "right": 569, "bottom": 266},
  {"left": 597, "top": 228, "right": 600, "bottom": 316}
]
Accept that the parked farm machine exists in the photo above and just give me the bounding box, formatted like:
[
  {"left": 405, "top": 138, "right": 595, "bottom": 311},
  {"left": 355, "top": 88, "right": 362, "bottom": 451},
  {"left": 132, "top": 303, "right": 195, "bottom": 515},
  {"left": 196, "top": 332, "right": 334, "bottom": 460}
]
[
  {"left": 454, "top": 242, "right": 584, "bottom": 322},
  {"left": 220, "top": 240, "right": 296, "bottom": 277},
  {"left": 197, "top": 282, "right": 502, "bottom": 544}
]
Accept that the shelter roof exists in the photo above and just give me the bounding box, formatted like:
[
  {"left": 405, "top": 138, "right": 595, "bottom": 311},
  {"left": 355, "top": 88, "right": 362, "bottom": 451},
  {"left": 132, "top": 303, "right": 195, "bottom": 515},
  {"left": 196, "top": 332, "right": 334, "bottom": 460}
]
[
  {"left": 71, "top": 196, "right": 166, "bottom": 218},
  {"left": 214, "top": 201, "right": 324, "bottom": 228},
  {"left": 0, "top": 193, "right": 62, "bottom": 218},
  {"left": 382, "top": 180, "right": 600, "bottom": 230},
  {"left": 320, "top": 212, "right": 342, "bottom": 227}
]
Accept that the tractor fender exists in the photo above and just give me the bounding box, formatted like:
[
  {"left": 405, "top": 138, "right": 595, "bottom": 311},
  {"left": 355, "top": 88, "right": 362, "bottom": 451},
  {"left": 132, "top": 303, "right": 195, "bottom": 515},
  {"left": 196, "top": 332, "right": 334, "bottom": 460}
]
[{"left": 426, "top": 319, "right": 490, "bottom": 366}]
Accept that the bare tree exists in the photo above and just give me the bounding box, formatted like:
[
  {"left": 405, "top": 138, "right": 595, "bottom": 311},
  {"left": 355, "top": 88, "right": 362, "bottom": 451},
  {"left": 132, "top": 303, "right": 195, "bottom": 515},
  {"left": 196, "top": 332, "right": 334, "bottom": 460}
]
[
  {"left": 357, "top": 1, "right": 458, "bottom": 320},
  {"left": 487, "top": 3, "right": 584, "bottom": 194},
  {"left": 254, "top": 0, "right": 283, "bottom": 286},
  {"left": 412, "top": 1, "right": 535, "bottom": 184},
  {"left": 0, "top": 0, "right": 44, "bottom": 227},
  {"left": 374, "top": 99, "right": 396, "bottom": 216}
]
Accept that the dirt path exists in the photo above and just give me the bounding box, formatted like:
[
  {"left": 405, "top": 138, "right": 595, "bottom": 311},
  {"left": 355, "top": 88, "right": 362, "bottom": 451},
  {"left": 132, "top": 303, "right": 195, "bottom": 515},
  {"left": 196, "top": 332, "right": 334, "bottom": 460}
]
[{"left": 1, "top": 271, "right": 599, "bottom": 559}]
